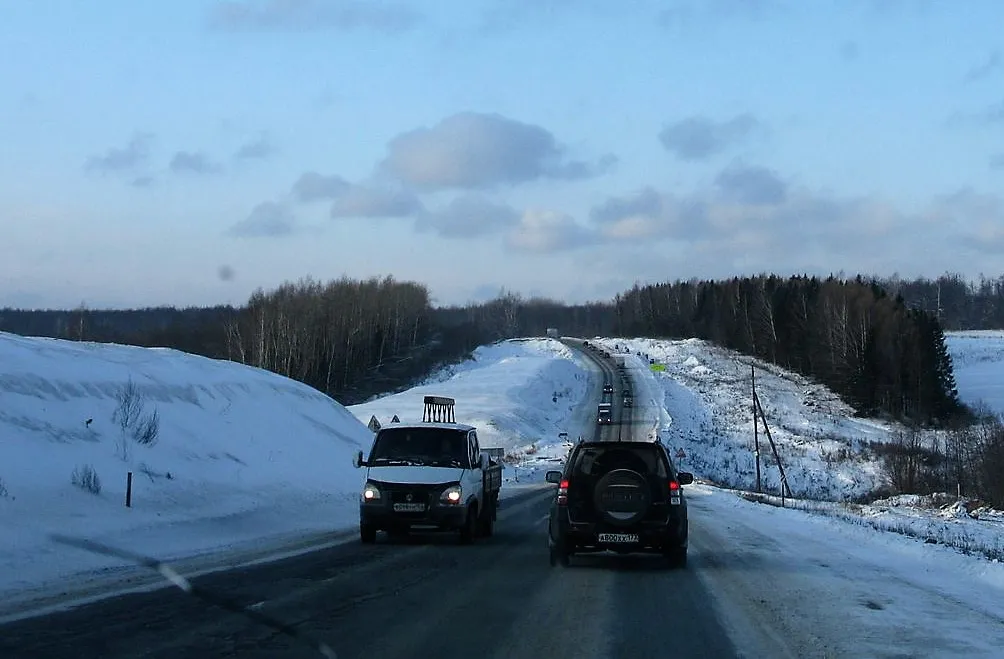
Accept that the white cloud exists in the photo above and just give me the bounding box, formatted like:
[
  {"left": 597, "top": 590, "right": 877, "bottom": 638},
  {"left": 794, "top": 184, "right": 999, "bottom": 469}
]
[
  {"left": 379, "top": 112, "right": 611, "bottom": 191},
  {"left": 506, "top": 209, "right": 596, "bottom": 253}
]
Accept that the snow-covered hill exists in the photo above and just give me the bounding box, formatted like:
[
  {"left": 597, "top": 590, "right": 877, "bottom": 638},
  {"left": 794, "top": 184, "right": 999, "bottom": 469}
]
[
  {"left": 349, "top": 338, "right": 591, "bottom": 471},
  {"left": 590, "top": 337, "right": 894, "bottom": 500}
]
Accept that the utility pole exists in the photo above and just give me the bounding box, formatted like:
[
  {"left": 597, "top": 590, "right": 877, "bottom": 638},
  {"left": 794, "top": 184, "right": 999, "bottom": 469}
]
[{"left": 753, "top": 365, "right": 762, "bottom": 493}]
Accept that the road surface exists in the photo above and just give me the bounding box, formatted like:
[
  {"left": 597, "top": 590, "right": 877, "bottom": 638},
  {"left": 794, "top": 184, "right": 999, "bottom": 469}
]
[{"left": 0, "top": 339, "right": 750, "bottom": 659}]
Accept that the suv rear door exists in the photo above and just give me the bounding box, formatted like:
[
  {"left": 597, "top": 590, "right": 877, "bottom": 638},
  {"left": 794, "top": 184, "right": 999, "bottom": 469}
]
[{"left": 565, "top": 443, "right": 673, "bottom": 524}]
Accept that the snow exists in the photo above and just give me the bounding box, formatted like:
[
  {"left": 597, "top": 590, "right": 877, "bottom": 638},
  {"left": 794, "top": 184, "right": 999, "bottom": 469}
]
[
  {"left": 2, "top": 327, "right": 1003, "bottom": 651},
  {"left": 350, "top": 338, "right": 591, "bottom": 483},
  {"left": 946, "top": 330, "right": 1004, "bottom": 417},
  {"left": 589, "top": 337, "right": 894, "bottom": 500},
  {"left": 0, "top": 333, "right": 591, "bottom": 619},
  {"left": 690, "top": 484, "right": 1004, "bottom": 659}
]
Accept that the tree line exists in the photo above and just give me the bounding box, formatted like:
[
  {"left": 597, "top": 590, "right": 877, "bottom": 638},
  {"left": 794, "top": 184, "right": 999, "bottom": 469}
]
[
  {"left": 880, "top": 411, "right": 1004, "bottom": 508},
  {"left": 0, "top": 271, "right": 990, "bottom": 421},
  {"left": 611, "top": 275, "right": 962, "bottom": 424},
  {"left": 876, "top": 272, "right": 1004, "bottom": 330}
]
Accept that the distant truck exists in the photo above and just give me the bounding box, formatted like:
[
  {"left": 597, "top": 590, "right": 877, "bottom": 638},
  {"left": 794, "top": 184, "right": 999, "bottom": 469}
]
[
  {"left": 546, "top": 328, "right": 560, "bottom": 338},
  {"left": 353, "top": 396, "right": 503, "bottom": 544},
  {"left": 597, "top": 402, "right": 613, "bottom": 425}
]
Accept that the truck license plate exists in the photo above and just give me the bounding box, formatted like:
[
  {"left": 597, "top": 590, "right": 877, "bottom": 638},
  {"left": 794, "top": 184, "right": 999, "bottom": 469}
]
[
  {"left": 598, "top": 533, "right": 638, "bottom": 543},
  {"left": 393, "top": 503, "right": 426, "bottom": 512}
]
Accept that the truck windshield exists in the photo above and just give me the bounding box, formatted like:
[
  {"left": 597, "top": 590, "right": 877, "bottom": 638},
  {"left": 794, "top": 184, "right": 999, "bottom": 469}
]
[{"left": 369, "top": 428, "right": 470, "bottom": 468}]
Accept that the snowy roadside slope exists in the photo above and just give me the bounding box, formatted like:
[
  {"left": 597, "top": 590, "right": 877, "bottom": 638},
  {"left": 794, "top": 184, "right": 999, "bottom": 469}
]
[
  {"left": 349, "top": 338, "right": 591, "bottom": 485},
  {"left": 593, "top": 337, "right": 893, "bottom": 500},
  {"left": 946, "top": 330, "right": 1004, "bottom": 417},
  {"left": 0, "top": 331, "right": 372, "bottom": 598}
]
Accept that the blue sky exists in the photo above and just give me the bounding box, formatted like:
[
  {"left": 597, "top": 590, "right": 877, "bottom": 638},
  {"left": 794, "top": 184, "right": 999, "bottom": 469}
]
[{"left": 2, "top": 0, "right": 1003, "bottom": 309}]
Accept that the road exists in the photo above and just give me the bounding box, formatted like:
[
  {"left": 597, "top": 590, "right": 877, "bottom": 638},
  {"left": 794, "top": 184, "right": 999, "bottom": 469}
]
[{"left": 0, "top": 339, "right": 750, "bottom": 659}]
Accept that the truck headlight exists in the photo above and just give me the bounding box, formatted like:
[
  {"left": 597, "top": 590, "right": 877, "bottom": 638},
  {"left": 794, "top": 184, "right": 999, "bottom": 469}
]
[
  {"left": 440, "top": 484, "right": 462, "bottom": 504},
  {"left": 362, "top": 482, "right": 381, "bottom": 502}
]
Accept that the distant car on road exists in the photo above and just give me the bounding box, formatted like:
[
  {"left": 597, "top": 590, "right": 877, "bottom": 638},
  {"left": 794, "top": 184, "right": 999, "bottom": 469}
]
[
  {"left": 545, "top": 439, "right": 693, "bottom": 568},
  {"left": 622, "top": 395, "right": 633, "bottom": 408},
  {"left": 602, "top": 383, "right": 613, "bottom": 394}
]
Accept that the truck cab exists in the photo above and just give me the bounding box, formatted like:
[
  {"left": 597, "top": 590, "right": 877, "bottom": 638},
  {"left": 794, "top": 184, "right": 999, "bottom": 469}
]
[{"left": 353, "top": 396, "right": 503, "bottom": 544}]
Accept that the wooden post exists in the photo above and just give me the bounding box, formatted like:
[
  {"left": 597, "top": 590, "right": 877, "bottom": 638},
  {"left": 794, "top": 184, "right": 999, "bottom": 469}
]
[{"left": 753, "top": 365, "right": 761, "bottom": 493}]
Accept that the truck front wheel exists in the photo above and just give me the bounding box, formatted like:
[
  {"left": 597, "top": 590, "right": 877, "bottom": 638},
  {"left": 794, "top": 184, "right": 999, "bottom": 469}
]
[
  {"left": 360, "top": 524, "right": 376, "bottom": 544},
  {"left": 459, "top": 506, "right": 478, "bottom": 544},
  {"left": 478, "top": 502, "right": 495, "bottom": 537}
]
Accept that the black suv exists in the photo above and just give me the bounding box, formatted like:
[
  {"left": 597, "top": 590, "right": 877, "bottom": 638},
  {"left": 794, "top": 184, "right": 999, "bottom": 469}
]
[{"left": 545, "top": 440, "right": 693, "bottom": 567}]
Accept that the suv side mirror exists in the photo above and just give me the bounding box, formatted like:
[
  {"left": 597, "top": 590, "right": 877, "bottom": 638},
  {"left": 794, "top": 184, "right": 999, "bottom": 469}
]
[
  {"left": 545, "top": 470, "right": 563, "bottom": 484},
  {"left": 677, "top": 472, "right": 694, "bottom": 485},
  {"left": 353, "top": 450, "right": 366, "bottom": 469}
]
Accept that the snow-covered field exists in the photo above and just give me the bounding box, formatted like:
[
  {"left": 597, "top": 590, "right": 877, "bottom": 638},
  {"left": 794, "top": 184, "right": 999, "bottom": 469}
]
[
  {"left": 946, "top": 330, "right": 1004, "bottom": 417},
  {"left": 0, "top": 333, "right": 591, "bottom": 619}
]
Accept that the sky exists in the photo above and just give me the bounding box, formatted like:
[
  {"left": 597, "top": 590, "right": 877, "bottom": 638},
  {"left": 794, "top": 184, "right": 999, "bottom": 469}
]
[{"left": 1, "top": 0, "right": 1003, "bottom": 309}]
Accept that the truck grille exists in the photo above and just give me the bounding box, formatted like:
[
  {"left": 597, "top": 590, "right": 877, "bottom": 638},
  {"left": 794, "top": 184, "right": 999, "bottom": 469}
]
[{"left": 373, "top": 481, "right": 448, "bottom": 506}]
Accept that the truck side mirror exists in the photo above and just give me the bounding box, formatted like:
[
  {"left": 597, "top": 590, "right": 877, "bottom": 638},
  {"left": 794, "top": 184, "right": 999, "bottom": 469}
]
[
  {"left": 353, "top": 450, "right": 365, "bottom": 469},
  {"left": 677, "top": 472, "right": 694, "bottom": 485},
  {"left": 545, "top": 470, "right": 563, "bottom": 484},
  {"left": 480, "top": 453, "right": 490, "bottom": 469}
]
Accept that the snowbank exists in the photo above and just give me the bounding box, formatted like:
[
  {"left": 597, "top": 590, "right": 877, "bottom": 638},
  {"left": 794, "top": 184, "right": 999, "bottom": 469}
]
[{"left": 0, "top": 331, "right": 374, "bottom": 598}]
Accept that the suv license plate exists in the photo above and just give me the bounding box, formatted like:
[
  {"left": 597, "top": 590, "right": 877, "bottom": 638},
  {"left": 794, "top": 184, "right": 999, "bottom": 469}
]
[
  {"left": 598, "top": 533, "right": 639, "bottom": 543},
  {"left": 393, "top": 503, "right": 426, "bottom": 512}
]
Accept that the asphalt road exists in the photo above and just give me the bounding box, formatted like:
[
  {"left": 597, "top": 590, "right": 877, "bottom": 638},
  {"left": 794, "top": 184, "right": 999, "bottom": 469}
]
[{"left": 0, "top": 339, "right": 745, "bottom": 659}]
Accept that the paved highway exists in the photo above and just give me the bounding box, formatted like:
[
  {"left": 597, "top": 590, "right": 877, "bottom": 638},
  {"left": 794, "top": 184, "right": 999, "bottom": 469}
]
[{"left": 0, "top": 339, "right": 748, "bottom": 659}]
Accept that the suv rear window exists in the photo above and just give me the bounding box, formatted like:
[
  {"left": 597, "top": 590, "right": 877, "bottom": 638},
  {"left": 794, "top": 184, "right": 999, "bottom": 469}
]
[{"left": 570, "top": 444, "right": 671, "bottom": 480}]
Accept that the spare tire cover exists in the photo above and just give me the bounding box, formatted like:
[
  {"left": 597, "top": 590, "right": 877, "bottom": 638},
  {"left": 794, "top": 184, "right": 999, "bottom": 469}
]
[{"left": 592, "top": 468, "right": 651, "bottom": 527}]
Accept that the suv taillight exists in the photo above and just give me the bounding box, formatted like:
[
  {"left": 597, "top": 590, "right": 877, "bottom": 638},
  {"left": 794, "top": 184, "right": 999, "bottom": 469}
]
[
  {"left": 557, "top": 479, "right": 569, "bottom": 506},
  {"left": 669, "top": 480, "right": 681, "bottom": 505}
]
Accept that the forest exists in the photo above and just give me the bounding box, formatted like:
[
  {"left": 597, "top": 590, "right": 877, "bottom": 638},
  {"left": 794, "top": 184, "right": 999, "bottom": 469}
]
[{"left": 0, "top": 272, "right": 993, "bottom": 420}]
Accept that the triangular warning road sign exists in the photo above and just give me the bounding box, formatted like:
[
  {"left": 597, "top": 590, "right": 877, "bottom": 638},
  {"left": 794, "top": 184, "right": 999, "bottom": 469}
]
[
  {"left": 390, "top": 414, "right": 400, "bottom": 423},
  {"left": 367, "top": 415, "right": 382, "bottom": 432},
  {"left": 675, "top": 448, "right": 686, "bottom": 458}
]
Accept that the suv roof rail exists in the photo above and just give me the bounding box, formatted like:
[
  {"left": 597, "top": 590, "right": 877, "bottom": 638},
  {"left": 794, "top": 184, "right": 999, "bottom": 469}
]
[{"left": 423, "top": 395, "right": 456, "bottom": 423}]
